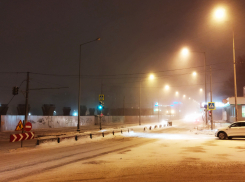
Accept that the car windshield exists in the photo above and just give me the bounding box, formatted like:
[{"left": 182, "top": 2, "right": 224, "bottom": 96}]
[{"left": 230, "top": 123, "right": 241, "bottom": 127}]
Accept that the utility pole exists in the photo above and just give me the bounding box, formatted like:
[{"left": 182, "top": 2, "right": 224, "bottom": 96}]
[
  {"left": 232, "top": 28, "right": 238, "bottom": 122},
  {"left": 158, "top": 96, "right": 159, "bottom": 123},
  {"left": 210, "top": 67, "right": 213, "bottom": 130},
  {"left": 100, "top": 80, "right": 103, "bottom": 130},
  {"left": 22, "top": 72, "right": 29, "bottom": 148},
  {"left": 204, "top": 52, "right": 208, "bottom": 126},
  {"left": 152, "top": 102, "right": 154, "bottom": 115},
  {"left": 123, "top": 96, "right": 125, "bottom": 116},
  {"left": 77, "top": 38, "right": 100, "bottom": 132},
  {"left": 139, "top": 81, "right": 141, "bottom": 125}
]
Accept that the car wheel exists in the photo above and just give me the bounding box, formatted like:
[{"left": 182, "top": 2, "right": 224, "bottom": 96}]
[{"left": 218, "top": 132, "right": 227, "bottom": 140}]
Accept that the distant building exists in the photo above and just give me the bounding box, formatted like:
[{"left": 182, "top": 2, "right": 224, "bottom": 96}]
[{"left": 223, "top": 97, "right": 245, "bottom": 122}]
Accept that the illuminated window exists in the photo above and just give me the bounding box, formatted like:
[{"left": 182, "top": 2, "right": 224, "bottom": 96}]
[{"left": 242, "top": 106, "right": 245, "bottom": 117}]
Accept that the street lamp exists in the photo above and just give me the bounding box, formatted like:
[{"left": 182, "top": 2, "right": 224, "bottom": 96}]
[
  {"left": 139, "top": 74, "right": 155, "bottom": 125},
  {"left": 149, "top": 74, "right": 155, "bottom": 80},
  {"left": 214, "top": 8, "right": 226, "bottom": 20},
  {"left": 192, "top": 71, "right": 197, "bottom": 76},
  {"left": 181, "top": 47, "right": 189, "bottom": 56},
  {"left": 181, "top": 47, "right": 207, "bottom": 125},
  {"left": 213, "top": 7, "right": 238, "bottom": 121},
  {"left": 77, "top": 38, "right": 100, "bottom": 131},
  {"left": 165, "top": 85, "right": 170, "bottom": 90}
]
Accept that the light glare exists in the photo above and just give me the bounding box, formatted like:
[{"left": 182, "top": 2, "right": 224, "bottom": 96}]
[
  {"left": 181, "top": 48, "right": 189, "bottom": 56},
  {"left": 214, "top": 8, "right": 226, "bottom": 20},
  {"left": 149, "top": 74, "right": 155, "bottom": 80},
  {"left": 165, "top": 85, "right": 170, "bottom": 90}
]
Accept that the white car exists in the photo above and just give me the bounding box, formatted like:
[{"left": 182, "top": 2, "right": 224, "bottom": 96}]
[{"left": 215, "top": 121, "right": 245, "bottom": 140}]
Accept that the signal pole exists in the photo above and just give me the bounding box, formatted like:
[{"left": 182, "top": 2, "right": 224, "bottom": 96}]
[{"left": 21, "top": 72, "right": 29, "bottom": 148}]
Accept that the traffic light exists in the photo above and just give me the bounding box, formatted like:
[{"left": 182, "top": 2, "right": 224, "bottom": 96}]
[
  {"left": 98, "top": 101, "right": 104, "bottom": 110},
  {"left": 12, "top": 86, "right": 19, "bottom": 95}
]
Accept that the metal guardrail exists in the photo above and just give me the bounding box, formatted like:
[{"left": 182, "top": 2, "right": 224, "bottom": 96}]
[{"left": 36, "top": 123, "right": 172, "bottom": 145}]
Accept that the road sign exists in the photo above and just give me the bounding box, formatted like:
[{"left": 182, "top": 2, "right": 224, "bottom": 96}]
[
  {"left": 208, "top": 102, "right": 216, "bottom": 110},
  {"left": 10, "top": 132, "right": 35, "bottom": 142},
  {"left": 99, "top": 94, "right": 104, "bottom": 101},
  {"left": 15, "top": 120, "right": 24, "bottom": 131},
  {"left": 24, "top": 122, "right": 32, "bottom": 131}
]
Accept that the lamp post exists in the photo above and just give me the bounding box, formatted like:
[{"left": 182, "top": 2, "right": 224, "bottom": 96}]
[
  {"left": 181, "top": 48, "right": 207, "bottom": 125},
  {"left": 213, "top": 7, "right": 238, "bottom": 121},
  {"left": 139, "top": 74, "right": 155, "bottom": 125},
  {"left": 77, "top": 38, "right": 100, "bottom": 131}
]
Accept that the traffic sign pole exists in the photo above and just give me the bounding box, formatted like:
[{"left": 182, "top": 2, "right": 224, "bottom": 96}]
[{"left": 22, "top": 72, "right": 30, "bottom": 148}]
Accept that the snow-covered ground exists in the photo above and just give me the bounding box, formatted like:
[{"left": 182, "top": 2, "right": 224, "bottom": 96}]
[{"left": 1, "top": 119, "right": 244, "bottom": 182}]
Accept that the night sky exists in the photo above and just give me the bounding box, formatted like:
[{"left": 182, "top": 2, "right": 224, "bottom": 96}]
[{"left": 1, "top": 0, "right": 245, "bottom": 115}]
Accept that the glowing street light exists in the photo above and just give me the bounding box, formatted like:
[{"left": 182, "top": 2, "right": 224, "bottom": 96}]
[
  {"left": 165, "top": 85, "right": 170, "bottom": 90},
  {"left": 181, "top": 47, "right": 189, "bottom": 56},
  {"left": 213, "top": 7, "right": 238, "bottom": 122},
  {"left": 200, "top": 88, "right": 203, "bottom": 92},
  {"left": 171, "top": 110, "right": 175, "bottom": 114},
  {"left": 214, "top": 8, "right": 226, "bottom": 20},
  {"left": 189, "top": 97, "right": 191, "bottom": 100},
  {"left": 175, "top": 91, "right": 179, "bottom": 95},
  {"left": 180, "top": 47, "right": 207, "bottom": 125},
  {"left": 149, "top": 74, "right": 155, "bottom": 80},
  {"left": 183, "top": 95, "right": 186, "bottom": 98}
]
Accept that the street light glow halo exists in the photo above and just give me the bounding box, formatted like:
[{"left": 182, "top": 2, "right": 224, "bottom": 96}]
[
  {"left": 214, "top": 7, "right": 226, "bottom": 20},
  {"left": 181, "top": 47, "right": 189, "bottom": 56},
  {"left": 149, "top": 74, "right": 155, "bottom": 80},
  {"left": 165, "top": 85, "right": 170, "bottom": 90}
]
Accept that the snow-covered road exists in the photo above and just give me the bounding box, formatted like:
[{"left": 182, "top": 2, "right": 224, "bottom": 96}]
[{"left": 1, "top": 121, "right": 245, "bottom": 181}]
